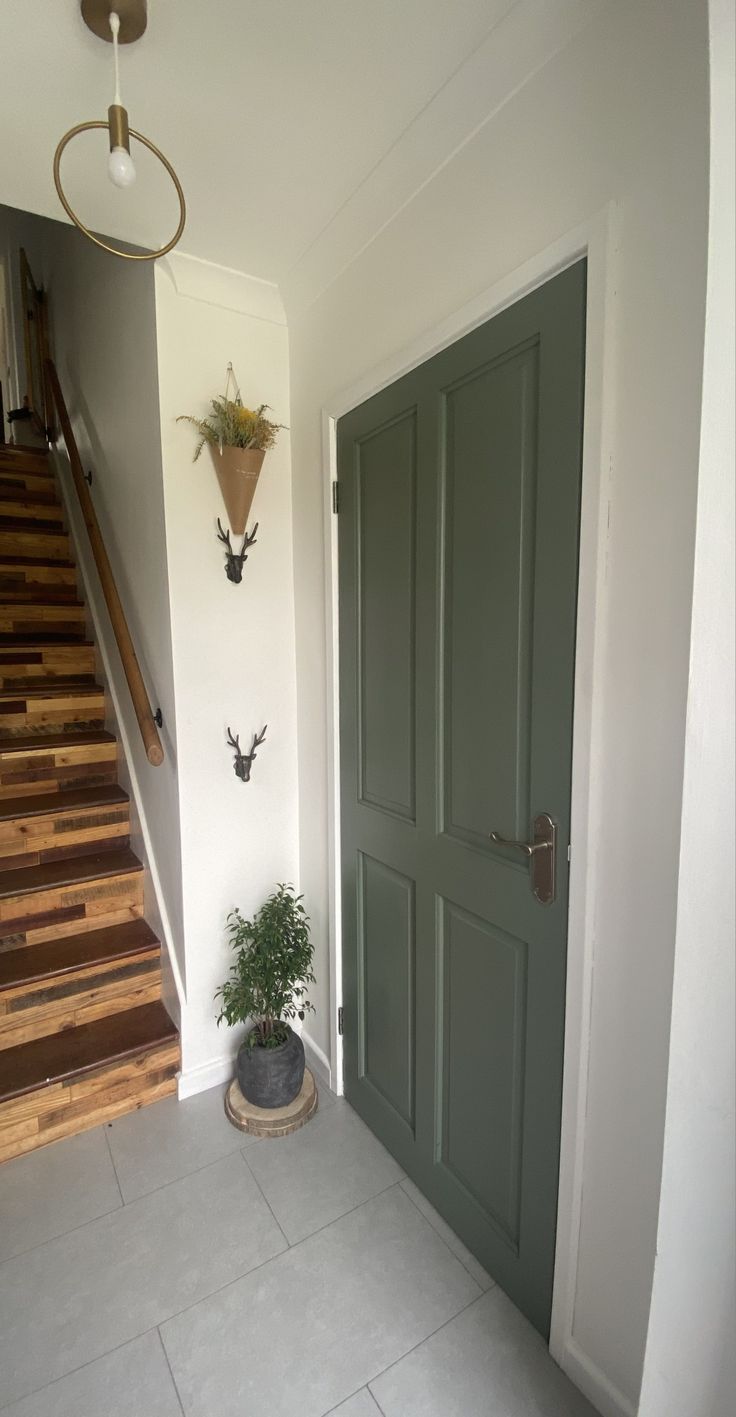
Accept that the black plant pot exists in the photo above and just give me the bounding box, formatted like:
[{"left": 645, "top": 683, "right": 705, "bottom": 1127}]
[{"left": 237, "top": 1026, "right": 305, "bottom": 1109}]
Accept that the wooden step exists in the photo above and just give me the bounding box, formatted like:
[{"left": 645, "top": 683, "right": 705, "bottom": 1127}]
[
  {"left": 0, "top": 564, "right": 78, "bottom": 597},
  {"left": 0, "top": 846, "right": 144, "bottom": 950},
  {"left": 0, "top": 782, "right": 128, "bottom": 868},
  {"left": 0, "top": 642, "right": 96, "bottom": 689},
  {"left": 0, "top": 528, "right": 70, "bottom": 562},
  {"left": 0, "top": 682, "right": 105, "bottom": 737},
  {"left": 0, "top": 728, "right": 117, "bottom": 800},
  {"left": 0, "top": 511, "right": 65, "bottom": 533},
  {"left": 0, "top": 492, "right": 62, "bottom": 520},
  {"left": 0, "top": 601, "right": 86, "bottom": 639},
  {"left": 0, "top": 471, "right": 58, "bottom": 497},
  {"left": 0, "top": 584, "right": 80, "bottom": 603},
  {"left": 0, "top": 451, "right": 51, "bottom": 479},
  {"left": 0, "top": 920, "right": 160, "bottom": 1052},
  {"left": 0, "top": 1001, "right": 179, "bottom": 1162}
]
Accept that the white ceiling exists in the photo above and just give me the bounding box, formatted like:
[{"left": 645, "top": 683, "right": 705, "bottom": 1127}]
[{"left": 0, "top": 0, "right": 598, "bottom": 295}]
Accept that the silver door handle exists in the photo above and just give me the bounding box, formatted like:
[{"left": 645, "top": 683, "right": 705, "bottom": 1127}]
[{"left": 489, "top": 813, "right": 557, "bottom": 905}]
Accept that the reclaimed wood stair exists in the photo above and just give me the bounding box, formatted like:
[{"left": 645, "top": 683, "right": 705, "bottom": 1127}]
[{"left": 0, "top": 446, "right": 179, "bottom": 1164}]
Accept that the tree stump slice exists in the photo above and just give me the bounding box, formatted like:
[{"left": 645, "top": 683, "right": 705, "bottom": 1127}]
[{"left": 224, "top": 1067, "right": 317, "bottom": 1137}]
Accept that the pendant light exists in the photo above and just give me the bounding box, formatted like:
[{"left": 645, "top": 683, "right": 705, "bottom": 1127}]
[{"left": 53, "top": 0, "right": 186, "bottom": 261}]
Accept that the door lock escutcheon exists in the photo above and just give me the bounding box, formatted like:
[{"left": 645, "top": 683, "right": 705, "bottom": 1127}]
[{"left": 489, "top": 812, "right": 557, "bottom": 905}]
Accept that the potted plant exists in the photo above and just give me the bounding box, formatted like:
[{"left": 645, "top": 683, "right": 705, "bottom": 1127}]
[
  {"left": 215, "top": 884, "right": 316, "bottom": 1108},
  {"left": 178, "top": 394, "right": 285, "bottom": 535}
]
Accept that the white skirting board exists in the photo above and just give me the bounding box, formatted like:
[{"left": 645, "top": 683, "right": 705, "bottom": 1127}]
[
  {"left": 177, "top": 1054, "right": 235, "bottom": 1101},
  {"left": 561, "top": 1338, "right": 637, "bottom": 1417},
  {"left": 301, "top": 1031, "right": 335, "bottom": 1095}
]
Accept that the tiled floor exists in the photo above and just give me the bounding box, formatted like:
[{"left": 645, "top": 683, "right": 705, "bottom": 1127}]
[{"left": 0, "top": 1085, "right": 597, "bottom": 1417}]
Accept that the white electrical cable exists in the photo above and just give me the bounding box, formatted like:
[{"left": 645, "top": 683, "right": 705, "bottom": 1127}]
[{"left": 109, "top": 11, "right": 122, "bottom": 104}]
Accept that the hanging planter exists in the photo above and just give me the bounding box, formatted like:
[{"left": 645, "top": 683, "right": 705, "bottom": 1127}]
[
  {"left": 209, "top": 444, "right": 265, "bottom": 535},
  {"left": 178, "top": 363, "right": 286, "bottom": 536}
]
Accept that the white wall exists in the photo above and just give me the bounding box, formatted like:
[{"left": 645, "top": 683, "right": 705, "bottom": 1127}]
[
  {"left": 638, "top": 1, "right": 736, "bottom": 1412},
  {"left": 285, "top": 2, "right": 709, "bottom": 1412},
  {"left": 0, "top": 202, "right": 185, "bottom": 990},
  {"left": 154, "top": 254, "right": 299, "bottom": 1093}
]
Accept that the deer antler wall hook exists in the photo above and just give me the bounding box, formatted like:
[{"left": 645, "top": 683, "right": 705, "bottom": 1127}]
[
  {"left": 217, "top": 519, "right": 258, "bottom": 583},
  {"left": 227, "top": 725, "right": 267, "bottom": 782}
]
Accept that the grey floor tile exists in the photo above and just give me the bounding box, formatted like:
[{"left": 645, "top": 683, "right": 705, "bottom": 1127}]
[
  {"left": 0, "top": 1152, "right": 286, "bottom": 1408},
  {"left": 325, "top": 1388, "right": 384, "bottom": 1416},
  {"left": 370, "top": 1286, "right": 598, "bottom": 1417},
  {"left": 0, "top": 1128, "right": 121, "bottom": 1263},
  {"left": 161, "top": 1185, "right": 481, "bottom": 1417},
  {"left": 0, "top": 1331, "right": 182, "bottom": 1417},
  {"left": 399, "top": 1177, "right": 494, "bottom": 1291},
  {"left": 106, "top": 1084, "right": 249, "bottom": 1201},
  {"left": 245, "top": 1101, "right": 404, "bottom": 1243}
]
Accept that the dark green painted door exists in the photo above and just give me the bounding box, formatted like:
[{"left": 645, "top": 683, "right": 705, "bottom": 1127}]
[{"left": 338, "top": 262, "right": 586, "bottom": 1337}]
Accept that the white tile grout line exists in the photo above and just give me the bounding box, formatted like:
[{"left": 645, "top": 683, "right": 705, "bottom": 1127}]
[
  {"left": 156, "top": 1325, "right": 187, "bottom": 1417},
  {"left": 237, "top": 1148, "right": 291, "bottom": 1250},
  {"left": 364, "top": 1288, "right": 490, "bottom": 1409},
  {"left": 397, "top": 1177, "right": 496, "bottom": 1294},
  {"left": 102, "top": 1121, "right": 125, "bottom": 1207}
]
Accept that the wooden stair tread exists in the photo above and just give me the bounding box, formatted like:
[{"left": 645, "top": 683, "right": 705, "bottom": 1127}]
[
  {"left": 0, "top": 782, "right": 127, "bottom": 823},
  {"left": 0, "top": 681, "right": 102, "bottom": 703},
  {"left": 0, "top": 730, "right": 114, "bottom": 754},
  {"left": 0, "top": 847, "right": 142, "bottom": 900},
  {"left": 0, "top": 639, "right": 93, "bottom": 652},
  {"left": 0, "top": 556, "right": 75, "bottom": 569},
  {"left": 0, "top": 1000, "right": 177, "bottom": 1103},
  {"left": 0, "top": 919, "right": 159, "bottom": 993},
  {"left": 0, "top": 516, "right": 64, "bottom": 533}
]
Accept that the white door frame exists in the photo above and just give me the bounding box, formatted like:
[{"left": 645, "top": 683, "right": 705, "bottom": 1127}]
[{"left": 319, "top": 205, "right": 618, "bottom": 1384}]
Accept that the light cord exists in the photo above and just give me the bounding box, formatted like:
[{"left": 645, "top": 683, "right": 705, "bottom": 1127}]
[{"left": 109, "top": 11, "right": 122, "bottom": 105}]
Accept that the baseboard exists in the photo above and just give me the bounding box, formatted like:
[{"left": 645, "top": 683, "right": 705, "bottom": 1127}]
[
  {"left": 301, "top": 1030, "right": 334, "bottom": 1094},
  {"left": 561, "top": 1337, "right": 637, "bottom": 1417},
  {"left": 177, "top": 1054, "right": 235, "bottom": 1101}
]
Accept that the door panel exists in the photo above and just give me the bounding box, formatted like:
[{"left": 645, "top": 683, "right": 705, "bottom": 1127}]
[
  {"left": 442, "top": 342, "right": 538, "bottom": 847},
  {"left": 356, "top": 411, "right": 417, "bottom": 822},
  {"left": 438, "top": 899, "right": 527, "bottom": 1250},
  {"left": 358, "top": 852, "right": 416, "bottom": 1132},
  {"left": 339, "top": 262, "right": 586, "bottom": 1337}
]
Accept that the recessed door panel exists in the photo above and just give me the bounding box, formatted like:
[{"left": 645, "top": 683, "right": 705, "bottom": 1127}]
[
  {"left": 442, "top": 346, "right": 537, "bottom": 849},
  {"left": 358, "top": 852, "right": 415, "bottom": 1131},
  {"left": 438, "top": 899, "right": 527, "bottom": 1249},
  {"left": 340, "top": 262, "right": 586, "bottom": 1337},
  {"left": 357, "top": 412, "right": 416, "bottom": 822}
]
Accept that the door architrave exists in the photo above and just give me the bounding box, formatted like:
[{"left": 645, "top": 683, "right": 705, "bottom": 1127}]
[{"left": 318, "top": 205, "right": 617, "bottom": 1379}]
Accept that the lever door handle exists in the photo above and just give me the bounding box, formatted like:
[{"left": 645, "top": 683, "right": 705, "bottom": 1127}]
[
  {"left": 488, "top": 833, "right": 550, "bottom": 857},
  {"left": 489, "top": 812, "right": 557, "bottom": 905}
]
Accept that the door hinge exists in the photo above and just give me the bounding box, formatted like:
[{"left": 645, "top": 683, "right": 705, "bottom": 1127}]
[
  {"left": 337, "top": 1005, "right": 344, "bottom": 1036},
  {"left": 332, "top": 481, "right": 340, "bottom": 514}
]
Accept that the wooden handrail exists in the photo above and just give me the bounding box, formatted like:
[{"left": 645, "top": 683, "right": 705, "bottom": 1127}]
[{"left": 45, "top": 359, "right": 164, "bottom": 767}]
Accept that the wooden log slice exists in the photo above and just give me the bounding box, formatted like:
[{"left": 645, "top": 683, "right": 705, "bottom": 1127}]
[{"left": 224, "top": 1067, "right": 317, "bottom": 1138}]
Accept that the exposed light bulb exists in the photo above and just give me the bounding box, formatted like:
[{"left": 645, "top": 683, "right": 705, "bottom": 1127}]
[{"left": 108, "top": 145, "right": 136, "bottom": 188}]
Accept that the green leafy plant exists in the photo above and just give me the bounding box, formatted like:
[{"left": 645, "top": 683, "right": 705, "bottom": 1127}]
[
  {"left": 215, "top": 884, "right": 315, "bottom": 1049},
  {"left": 177, "top": 395, "right": 285, "bottom": 460}
]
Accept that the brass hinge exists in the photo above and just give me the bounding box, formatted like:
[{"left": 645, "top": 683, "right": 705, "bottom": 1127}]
[
  {"left": 332, "top": 481, "right": 340, "bottom": 514},
  {"left": 338, "top": 1005, "right": 344, "bottom": 1036}
]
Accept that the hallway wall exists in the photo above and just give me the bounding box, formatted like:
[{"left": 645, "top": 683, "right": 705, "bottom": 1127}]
[
  {"left": 285, "top": 1, "right": 709, "bottom": 1412},
  {"left": 154, "top": 254, "right": 299, "bottom": 1092}
]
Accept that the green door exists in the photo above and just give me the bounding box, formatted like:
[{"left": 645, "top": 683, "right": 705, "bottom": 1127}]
[{"left": 338, "top": 261, "right": 586, "bottom": 1337}]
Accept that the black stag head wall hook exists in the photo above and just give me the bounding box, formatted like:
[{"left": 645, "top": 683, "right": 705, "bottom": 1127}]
[
  {"left": 217, "top": 519, "right": 258, "bottom": 584},
  {"left": 227, "top": 725, "right": 267, "bottom": 782}
]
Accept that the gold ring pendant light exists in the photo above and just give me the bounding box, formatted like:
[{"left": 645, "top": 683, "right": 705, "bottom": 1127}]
[{"left": 53, "top": 0, "right": 186, "bottom": 261}]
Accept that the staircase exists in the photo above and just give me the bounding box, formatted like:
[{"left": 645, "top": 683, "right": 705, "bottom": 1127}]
[{"left": 0, "top": 443, "right": 179, "bottom": 1165}]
